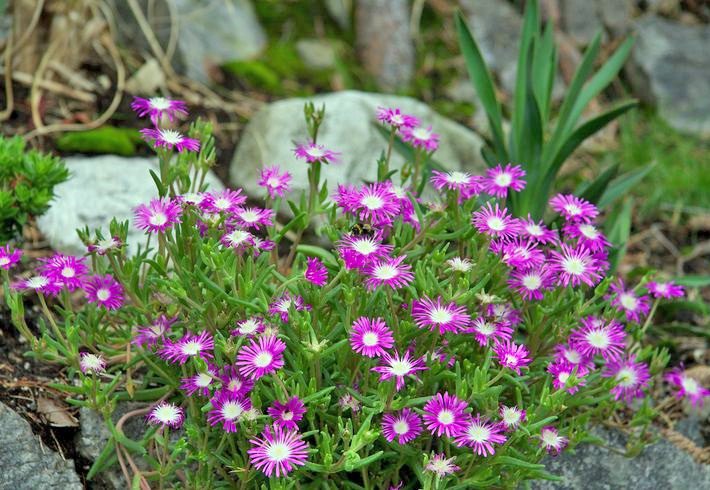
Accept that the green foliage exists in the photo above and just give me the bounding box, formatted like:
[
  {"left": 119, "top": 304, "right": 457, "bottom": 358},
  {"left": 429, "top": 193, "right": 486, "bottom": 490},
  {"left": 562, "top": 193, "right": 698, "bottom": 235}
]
[
  {"left": 0, "top": 136, "right": 69, "bottom": 242},
  {"left": 55, "top": 126, "right": 142, "bottom": 156}
]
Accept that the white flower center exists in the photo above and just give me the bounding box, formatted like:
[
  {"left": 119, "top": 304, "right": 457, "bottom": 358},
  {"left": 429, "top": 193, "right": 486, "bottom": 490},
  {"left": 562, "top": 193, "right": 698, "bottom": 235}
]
[
  {"left": 61, "top": 266, "right": 76, "bottom": 278},
  {"left": 579, "top": 224, "right": 598, "bottom": 239},
  {"left": 505, "top": 354, "right": 518, "bottom": 365},
  {"left": 487, "top": 217, "right": 505, "bottom": 231},
  {"left": 96, "top": 288, "right": 111, "bottom": 301},
  {"left": 0, "top": 257, "right": 9, "bottom": 266},
  {"left": 558, "top": 372, "right": 570, "bottom": 384},
  {"left": 214, "top": 198, "right": 230, "bottom": 210},
  {"left": 228, "top": 379, "right": 243, "bottom": 391},
  {"left": 195, "top": 372, "right": 212, "bottom": 387},
  {"left": 149, "top": 212, "right": 168, "bottom": 227},
  {"left": 476, "top": 322, "right": 495, "bottom": 336},
  {"left": 267, "top": 177, "right": 280, "bottom": 187},
  {"left": 150, "top": 97, "right": 171, "bottom": 110},
  {"left": 467, "top": 424, "right": 490, "bottom": 442},
  {"left": 181, "top": 341, "right": 202, "bottom": 356},
  {"left": 222, "top": 401, "right": 244, "bottom": 420},
  {"left": 374, "top": 264, "right": 398, "bottom": 280},
  {"left": 681, "top": 376, "right": 700, "bottom": 395},
  {"left": 429, "top": 306, "right": 453, "bottom": 324},
  {"left": 227, "top": 230, "right": 250, "bottom": 246},
  {"left": 361, "top": 194, "right": 384, "bottom": 210},
  {"left": 306, "top": 146, "right": 325, "bottom": 158},
  {"left": 254, "top": 352, "right": 273, "bottom": 368},
  {"left": 437, "top": 410, "right": 454, "bottom": 425},
  {"left": 502, "top": 409, "right": 520, "bottom": 425},
  {"left": 526, "top": 224, "right": 543, "bottom": 236},
  {"left": 389, "top": 360, "right": 412, "bottom": 376},
  {"left": 353, "top": 239, "right": 377, "bottom": 255},
  {"left": 586, "top": 330, "right": 610, "bottom": 349},
  {"left": 391, "top": 114, "right": 403, "bottom": 125},
  {"left": 562, "top": 257, "right": 586, "bottom": 276},
  {"left": 155, "top": 405, "right": 179, "bottom": 422},
  {"left": 565, "top": 204, "right": 582, "bottom": 216},
  {"left": 564, "top": 350, "right": 581, "bottom": 364},
  {"left": 266, "top": 442, "right": 291, "bottom": 462},
  {"left": 412, "top": 127, "right": 432, "bottom": 140},
  {"left": 362, "top": 332, "right": 379, "bottom": 346},
  {"left": 619, "top": 293, "right": 638, "bottom": 311},
  {"left": 239, "top": 319, "right": 260, "bottom": 334},
  {"left": 27, "top": 276, "right": 49, "bottom": 289},
  {"left": 393, "top": 420, "right": 410, "bottom": 435},
  {"left": 522, "top": 274, "right": 542, "bottom": 290},
  {"left": 494, "top": 173, "right": 512, "bottom": 187},
  {"left": 159, "top": 129, "right": 183, "bottom": 145},
  {"left": 616, "top": 368, "right": 637, "bottom": 387},
  {"left": 656, "top": 283, "right": 669, "bottom": 293},
  {"left": 542, "top": 430, "right": 560, "bottom": 446},
  {"left": 240, "top": 210, "right": 260, "bottom": 222},
  {"left": 447, "top": 172, "right": 470, "bottom": 184}
]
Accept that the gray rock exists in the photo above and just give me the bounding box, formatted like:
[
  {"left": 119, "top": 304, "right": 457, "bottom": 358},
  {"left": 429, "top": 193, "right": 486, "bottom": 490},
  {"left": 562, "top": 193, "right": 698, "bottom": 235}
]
[
  {"left": 229, "top": 90, "right": 486, "bottom": 198},
  {"left": 561, "top": 0, "right": 606, "bottom": 46},
  {"left": 0, "top": 402, "right": 82, "bottom": 490},
  {"left": 628, "top": 16, "right": 710, "bottom": 138},
  {"left": 296, "top": 39, "right": 338, "bottom": 70},
  {"left": 598, "top": 0, "right": 635, "bottom": 37},
  {"left": 325, "top": 0, "right": 352, "bottom": 30},
  {"left": 37, "top": 156, "right": 224, "bottom": 256},
  {"left": 531, "top": 426, "right": 710, "bottom": 490},
  {"left": 356, "top": 0, "right": 414, "bottom": 90}
]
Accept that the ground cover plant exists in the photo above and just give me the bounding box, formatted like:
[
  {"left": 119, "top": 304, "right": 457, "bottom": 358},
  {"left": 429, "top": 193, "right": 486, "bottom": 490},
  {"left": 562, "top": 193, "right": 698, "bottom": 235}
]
[{"left": 1, "top": 96, "right": 706, "bottom": 490}]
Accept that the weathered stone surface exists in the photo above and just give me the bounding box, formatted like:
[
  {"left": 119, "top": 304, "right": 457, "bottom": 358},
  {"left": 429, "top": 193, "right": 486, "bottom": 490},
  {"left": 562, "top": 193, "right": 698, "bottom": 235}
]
[
  {"left": 0, "top": 402, "right": 82, "bottom": 490},
  {"left": 356, "top": 0, "right": 414, "bottom": 90},
  {"left": 628, "top": 15, "right": 710, "bottom": 138},
  {"left": 531, "top": 426, "right": 710, "bottom": 490},
  {"left": 561, "top": 0, "right": 606, "bottom": 46},
  {"left": 37, "top": 156, "right": 223, "bottom": 256},
  {"left": 229, "top": 90, "right": 486, "bottom": 198},
  {"left": 296, "top": 39, "right": 338, "bottom": 70},
  {"left": 325, "top": 0, "right": 351, "bottom": 30}
]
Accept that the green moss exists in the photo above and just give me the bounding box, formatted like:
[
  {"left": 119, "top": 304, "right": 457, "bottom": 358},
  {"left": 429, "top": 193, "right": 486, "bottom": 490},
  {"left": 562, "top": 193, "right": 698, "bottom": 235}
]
[{"left": 56, "top": 126, "right": 142, "bottom": 156}]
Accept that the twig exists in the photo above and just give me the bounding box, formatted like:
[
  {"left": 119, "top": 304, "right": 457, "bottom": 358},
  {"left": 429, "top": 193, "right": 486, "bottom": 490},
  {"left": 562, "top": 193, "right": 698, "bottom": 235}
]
[{"left": 0, "top": 69, "right": 96, "bottom": 102}]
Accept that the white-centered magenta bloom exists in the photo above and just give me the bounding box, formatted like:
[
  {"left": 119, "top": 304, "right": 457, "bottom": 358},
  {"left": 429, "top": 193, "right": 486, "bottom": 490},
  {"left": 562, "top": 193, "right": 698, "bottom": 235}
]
[
  {"left": 87, "top": 236, "right": 122, "bottom": 255},
  {"left": 354, "top": 182, "right": 401, "bottom": 226},
  {"left": 553, "top": 343, "right": 594, "bottom": 371},
  {"left": 549, "top": 243, "right": 603, "bottom": 288},
  {"left": 563, "top": 222, "right": 610, "bottom": 252},
  {"left": 608, "top": 279, "right": 651, "bottom": 323},
  {"left": 483, "top": 164, "right": 526, "bottom": 198},
  {"left": 520, "top": 216, "right": 558, "bottom": 244},
  {"left": 248, "top": 424, "right": 309, "bottom": 477},
  {"left": 180, "top": 364, "right": 218, "bottom": 397},
  {"left": 425, "top": 453, "right": 460, "bottom": 477},
  {"left": 12, "top": 274, "right": 62, "bottom": 296},
  {"left": 147, "top": 402, "right": 184, "bottom": 428},
  {"left": 539, "top": 426, "right": 567, "bottom": 455},
  {"left": 293, "top": 141, "right": 340, "bottom": 164},
  {"left": 647, "top": 280, "right": 685, "bottom": 299},
  {"left": 471, "top": 203, "right": 521, "bottom": 240},
  {"left": 268, "top": 396, "right": 306, "bottom": 430},
  {"left": 446, "top": 256, "right": 474, "bottom": 273},
  {"left": 268, "top": 293, "right": 311, "bottom": 323},
  {"left": 337, "top": 233, "right": 393, "bottom": 270},
  {"left": 159, "top": 331, "right": 214, "bottom": 364},
  {"left": 220, "top": 228, "right": 255, "bottom": 252},
  {"left": 602, "top": 354, "right": 650, "bottom": 403},
  {"left": 382, "top": 408, "right": 423, "bottom": 444},
  {"left": 422, "top": 392, "right": 469, "bottom": 437},
  {"left": 401, "top": 125, "right": 440, "bottom": 152},
  {"left": 371, "top": 350, "right": 428, "bottom": 391},
  {"left": 231, "top": 206, "right": 274, "bottom": 230},
  {"left": 500, "top": 239, "right": 545, "bottom": 269},
  {"left": 468, "top": 317, "right": 513, "bottom": 347},
  {"left": 499, "top": 405, "right": 526, "bottom": 430},
  {"left": 38, "top": 254, "right": 88, "bottom": 291},
  {"left": 304, "top": 257, "right": 328, "bottom": 287},
  {"left": 204, "top": 189, "right": 247, "bottom": 214},
  {"left": 132, "top": 314, "right": 177, "bottom": 348},
  {"left": 84, "top": 274, "right": 124, "bottom": 310},
  {"left": 134, "top": 198, "right": 182, "bottom": 233},
  {"left": 376, "top": 107, "right": 419, "bottom": 129},
  {"left": 549, "top": 194, "right": 598, "bottom": 223},
  {"left": 548, "top": 361, "right": 588, "bottom": 394},
  {"left": 79, "top": 352, "right": 106, "bottom": 374},
  {"left": 412, "top": 296, "right": 470, "bottom": 334},
  {"left": 570, "top": 316, "right": 626, "bottom": 360},
  {"left": 665, "top": 368, "right": 710, "bottom": 408},
  {"left": 430, "top": 170, "right": 483, "bottom": 199},
  {"left": 349, "top": 317, "right": 394, "bottom": 358},
  {"left": 140, "top": 127, "right": 200, "bottom": 153},
  {"left": 0, "top": 245, "right": 22, "bottom": 270},
  {"left": 236, "top": 335, "right": 286, "bottom": 380},
  {"left": 453, "top": 415, "right": 507, "bottom": 456},
  {"left": 207, "top": 390, "right": 252, "bottom": 433},
  {"left": 338, "top": 392, "right": 361, "bottom": 413},
  {"left": 363, "top": 255, "right": 414, "bottom": 291},
  {"left": 508, "top": 266, "right": 554, "bottom": 301},
  {"left": 131, "top": 96, "right": 187, "bottom": 124},
  {"left": 258, "top": 165, "right": 292, "bottom": 199},
  {"left": 231, "top": 316, "right": 267, "bottom": 337},
  {"left": 219, "top": 366, "right": 255, "bottom": 398},
  {"left": 493, "top": 340, "right": 532, "bottom": 375}
]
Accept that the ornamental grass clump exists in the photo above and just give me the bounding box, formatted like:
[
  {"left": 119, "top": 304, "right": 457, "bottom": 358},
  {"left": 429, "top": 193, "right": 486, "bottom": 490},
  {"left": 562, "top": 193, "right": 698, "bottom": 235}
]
[{"left": 2, "top": 99, "right": 706, "bottom": 490}]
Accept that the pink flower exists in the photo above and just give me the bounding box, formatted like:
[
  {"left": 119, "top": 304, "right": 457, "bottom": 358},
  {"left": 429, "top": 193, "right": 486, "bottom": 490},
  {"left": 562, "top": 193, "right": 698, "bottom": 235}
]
[
  {"left": 548, "top": 243, "right": 603, "bottom": 288},
  {"left": 382, "top": 408, "right": 423, "bottom": 444},
  {"left": 411, "top": 296, "right": 470, "bottom": 334},
  {"left": 248, "top": 425, "right": 309, "bottom": 477},
  {"left": 268, "top": 293, "right": 311, "bottom": 323},
  {"left": 508, "top": 266, "right": 554, "bottom": 301},
  {"left": 548, "top": 362, "right": 588, "bottom": 394},
  {"left": 219, "top": 366, "right": 254, "bottom": 398},
  {"left": 258, "top": 166, "right": 292, "bottom": 199},
  {"left": 236, "top": 335, "right": 286, "bottom": 380},
  {"left": 134, "top": 198, "right": 182, "bottom": 233},
  {"left": 499, "top": 239, "right": 545, "bottom": 269},
  {"left": 376, "top": 107, "right": 419, "bottom": 129},
  {"left": 401, "top": 125, "right": 440, "bottom": 152},
  {"left": 140, "top": 127, "right": 200, "bottom": 153},
  {"left": 12, "top": 274, "right": 62, "bottom": 296},
  {"left": 665, "top": 368, "right": 710, "bottom": 408},
  {"left": 180, "top": 364, "right": 218, "bottom": 397},
  {"left": 337, "top": 233, "right": 393, "bottom": 270},
  {"left": 304, "top": 257, "right": 328, "bottom": 287},
  {"left": 268, "top": 396, "right": 306, "bottom": 430},
  {"left": 354, "top": 182, "right": 401, "bottom": 226},
  {"left": 471, "top": 203, "right": 521, "bottom": 240},
  {"left": 349, "top": 317, "right": 394, "bottom": 358},
  {"left": 425, "top": 453, "right": 460, "bottom": 477},
  {"left": 540, "top": 426, "right": 567, "bottom": 455},
  {"left": 147, "top": 402, "right": 184, "bottom": 428},
  {"left": 553, "top": 343, "right": 594, "bottom": 371},
  {"left": 363, "top": 255, "right": 414, "bottom": 291},
  {"left": 520, "top": 216, "right": 558, "bottom": 244},
  {"left": 84, "top": 274, "right": 124, "bottom": 310},
  {"left": 453, "top": 415, "right": 507, "bottom": 456},
  {"left": 422, "top": 392, "right": 469, "bottom": 437},
  {"left": 131, "top": 96, "right": 187, "bottom": 124},
  {"left": 483, "top": 164, "right": 526, "bottom": 198},
  {"left": 220, "top": 228, "right": 255, "bottom": 252},
  {"left": 230, "top": 317, "right": 267, "bottom": 337},
  {"left": 0, "top": 245, "right": 22, "bottom": 270},
  {"left": 207, "top": 390, "right": 251, "bottom": 432},
  {"left": 499, "top": 405, "right": 526, "bottom": 431},
  {"left": 132, "top": 314, "right": 177, "bottom": 348},
  {"left": 569, "top": 316, "right": 626, "bottom": 360},
  {"left": 647, "top": 280, "right": 685, "bottom": 299},
  {"left": 38, "top": 254, "right": 88, "bottom": 291},
  {"left": 204, "top": 189, "right": 247, "bottom": 214},
  {"left": 493, "top": 339, "right": 532, "bottom": 375},
  {"left": 87, "top": 236, "right": 122, "bottom": 255},
  {"left": 486, "top": 303, "right": 522, "bottom": 326},
  {"left": 293, "top": 141, "right": 340, "bottom": 164},
  {"left": 602, "top": 354, "right": 650, "bottom": 403},
  {"left": 159, "top": 331, "right": 214, "bottom": 364},
  {"left": 430, "top": 170, "right": 483, "bottom": 199},
  {"left": 231, "top": 207, "right": 274, "bottom": 230},
  {"left": 79, "top": 353, "right": 106, "bottom": 374},
  {"left": 549, "top": 194, "right": 598, "bottom": 223},
  {"left": 608, "top": 279, "right": 651, "bottom": 323},
  {"left": 467, "top": 317, "right": 513, "bottom": 347},
  {"left": 371, "top": 350, "right": 428, "bottom": 391},
  {"left": 563, "top": 223, "right": 610, "bottom": 252}
]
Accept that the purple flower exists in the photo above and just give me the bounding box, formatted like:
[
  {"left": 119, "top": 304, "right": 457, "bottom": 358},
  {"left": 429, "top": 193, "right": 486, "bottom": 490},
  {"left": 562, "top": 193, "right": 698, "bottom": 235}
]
[
  {"left": 220, "top": 228, "right": 255, "bottom": 252},
  {"left": 159, "top": 331, "right": 214, "bottom": 364},
  {"left": 376, "top": 107, "right": 419, "bottom": 129},
  {"left": 207, "top": 390, "right": 251, "bottom": 432},
  {"left": 499, "top": 405, "right": 526, "bottom": 431},
  {"left": 258, "top": 166, "right": 292, "bottom": 199},
  {"left": 548, "top": 362, "right": 588, "bottom": 394},
  {"left": 371, "top": 350, "right": 428, "bottom": 391},
  {"left": 140, "top": 127, "right": 200, "bottom": 153},
  {"left": 602, "top": 354, "right": 650, "bottom": 403},
  {"left": 520, "top": 216, "right": 558, "bottom": 244},
  {"left": 231, "top": 316, "right": 267, "bottom": 337},
  {"left": 268, "top": 396, "right": 306, "bottom": 430},
  {"left": 180, "top": 364, "right": 218, "bottom": 397},
  {"left": 553, "top": 343, "right": 594, "bottom": 371},
  {"left": 0, "top": 245, "right": 22, "bottom": 270},
  {"left": 147, "top": 402, "right": 184, "bottom": 428},
  {"left": 563, "top": 223, "right": 610, "bottom": 252},
  {"left": 508, "top": 266, "right": 554, "bottom": 301},
  {"left": 425, "top": 453, "right": 460, "bottom": 477},
  {"left": 483, "top": 164, "right": 526, "bottom": 198},
  {"left": 363, "top": 255, "right": 414, "bottom": 291},
  {"left": 293, "top": 141, "right": 340, "bottom": 164},
  {"left": 219, "top": 365, "right": 254, "bottom": 398},
  {"left": 422, "top": 392, "right": 469, "bottom": 437},
  {"left": 248, "top": 424, "right": 309, "bottom": 477},
  {"left": 499, "top": 239, "right": 545, "bottom": 269},
  {"left": 549, "top": 194, "right": 598, "bottom": 223},
  {"left": 84, "top": 274, "right": 124, "bottom": 310},
  {"left": 304, "top": 257, "right": 328, "bottom": 287},
  {"left": 337, "top": 233, "right": 393, "bottom": 270},
  {"left": 608, "top": 279, "right": 651, "bottom": 323},
  {"left": 132, "top": 315, "right": 177, "bottom": 348},
  {"left": 471, "top": 203, "right": 521, "bottom": 240},
  {"left": 87, "top": 236, "right": 122, "bottom": 255},
  {"left": 412, "top": 296, "right": 470, "bottom": 334},
  {"left": 401, "top": 125, "right": 440, "bottom": 152},
  {"left": 232, "top": 206, "right": 274, "bottom": 230},
  {"left": 382, "top": 408, "right": 423, "bottom": 444},
  {"left": 486, "top": 303, "right": 522, "bottom": 326},
  {"left": 569, "top": 317, "right": 626, "bottom": 360},
  {"left": 79, "top": 353, "right": 106, "bottom": 374},
  {"left": 549, "top": 243, "right": 603, "bottom": 288},
  {"left": 236, "top": 335, "right": 286, "bottom": 380},
  {"left": 430, "top": 170, "right": 483, "bottom": 199},
  {"left": 130, "top": 96, "right": 187, "bottom": 124},
  {"left": 493, "top": 340, "right": 532, "bottom": 375},
  {"left": 12, "top": 274, "right": 62, "bottom": 296},
  {"left": 647, "top": 280, "right": 685, "bottom": 299},
  {"left": 354, "top": 182, "right": 401, "bottom": 226},
  {"left": 204, "top": 189, "right": 247, "bottom": 214},
  {"left": 268, "top": 293, "right": 311, "bottom": 323},
  {"left": 665, "top": 368, "right": 710, "bottom": 408},
  {"left": 453, "top": 415, "right": 507, "bottom": 456},
  {"left": 134, "top": 198, "right": 182, "bottom": 233},
  {"left": 468, "top": 317, "right": 513, "bottom": 347},
  {"left": 349, "top": 317, "right": 394, "bottom": 358},
  {"left": 38, "top": 254, "right": 88, "bottom": 291},
  {"left": 540, "top": 426, "right": 567, "bottom": 455}
]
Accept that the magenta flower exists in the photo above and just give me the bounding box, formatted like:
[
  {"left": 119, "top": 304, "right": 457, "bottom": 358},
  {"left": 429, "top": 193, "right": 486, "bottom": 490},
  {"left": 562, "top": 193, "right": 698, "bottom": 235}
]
[
  {"left": 219, "top": 366, "right": 255, "bottom": 398},
  {"left": 147, "top": 402, "right": 184, "bottom": 428},
  {"left": 549, "top": 194, "right": 598, "bottom": 223},
  {"left": 232, "top": 206, "right": 274, "bottom": 230},
  {"left": 376, "top": 107, "right": 419, "bottom": 129},
  {"left": 520, "top": 216, "right": 558, "bottom": 244},
  {"left": 134, "top": 198, "right": 182, "bottom": 233},
  {"left": 159, "top": 331, "right": 214, "bottom": 364},
  {"left": 0, "top": 245, "right": 22, "bottom": 270},
  {"left": 382, "top": 408, "right": 423, "bottom": 444},
  {"left": 354, "top": 182, "right": 401, "bottom": 226},
  {"left": 483, "top": 164, "right": 526, "bottom": 198},
  {"left": 468, "top": 317, "right": 513, "bottom": 347},
  {"left": 268, "top": 293, "right": 311, "bottom": 323},
  {"left": 204, "top": 189, "right": 247, "bottom": 214},
  {"left": 236, "top": 335, "right": 286, "bottom": 380},
  {"left": 553, "top": 343, "right": 594, "bottom": 371},
  {"left": 332, "top": 184, "right": 360, "bottom": 213},
  {"left": 258, "top": 166, "right": 292, "bottom": 199},
  {"left": 665, "top": 368, "right": 710, "bottom": 408},
  {"left": 131, "top": 96, "right": 187, "bottom": 124},
  {"left": 425, "top": 453, "right": 460, "bottom": 477},
  {"left": 84, "top": 274, "right": 124, "bottom": 310},
  {"left": 180, "top": 364, "right": 218, "bottom": 397},
  {"left": 471, "top": 203, "right": 521, "bottom": 240},
  {"left": 248, "top": 424, "right": 309, "bottom": 477},
  {"left": 87, "top": 236, "right": 122, "bottom": 255},
  {"left": 549, "top": 243, "right": 603, "bottom": 288},
  {"left": 293, "top": 141, "right": 340, "bottom": 164},
  {"left": 430, "top": 170, "right": 483, "bottom": 199},
  {"left": 79, "top": 353, "right": 106, "bottom": 374},
  {"left": 304, "top": 257, "right": 328, "bottom": 287},
  {"left": 499, "top": 405, "right": 526, "bottom": 431},
  {"left": 540, "top": 426, "right": 567, "bottom": 455},
  {"left": 337, "top": 233, "right": 393, "bottom": 270},
  {"left": 412, "top": 296, "right": 470, "bottom": 334},
  {"left": 500, "top": 239, "right": 545, "bottom": 269},
  {"left": 179, "top": 192, "right": 211, "bottom": 208},
  {"left": 140, "top": 127, "right": 200, "bottom": 153},
  {"left": 446, "top": 257, "right": 473, "bottom": 273},
  {"left": 548, "top": 362, "right": 587, "bottom": 394},
  {"left": 569, "top": 317, "right": 626, "bottom": 360},
  {"left": 132, "top": 314, "right": 177, "bottom": 348},
  {"left": 487, "top": 303, "right": 523, "bottom": 326},
  {"left": 563, "top": 223, "right": 610, "bottom": 252},
  {"left": 608, "top": 279, "right": 651, "bottom": 323},
  {"left": 220, "top": 228, "right": 255, "bottom": 251},
  {"left": 363, "top": 255, "right": 414, "bottom": 291},
  {"left": 508, "top": 266, "right": 554, "bottom": 301},
  {"left": 401, "top": 125, "right": 440, "bottom": 152},
  {"left": 371, "top": 350, "right": 428, "bottom": 391},
  {"left": 647, "top": 280, "right": 685, "bottom": 299},
  {"left": 453, "top": 415, "right": 507, "bottom": 456},
  {"left": 602, "top": 354, "right": 650, "bottom": 403},
  {"left": 12, "top": 274, "right": 62, "bottom": 296},
  {"left": 38, "top": 254, "right": 88, "bottom": 291},
  {"left": 207, "top": 390, "right": 251, "bottom": 433},
  {"left": 268, "top": 396, "right": 306, "bottom": 430},
  {"left": 422, "top": 392, "right": 469, "bottom": 437},
  {"left": 493, "top": 339, "right": 532, "bottom": 375},
  {"left": 231, "top": 316, "right": 267, "bottom": 337},
  {"left": 349, "top": 317, "right": 394, "bottom": 358}
]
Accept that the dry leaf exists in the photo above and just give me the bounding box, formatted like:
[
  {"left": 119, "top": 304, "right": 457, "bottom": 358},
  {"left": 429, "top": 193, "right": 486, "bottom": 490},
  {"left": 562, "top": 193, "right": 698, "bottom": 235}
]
[{"left": 37, "top": 397, "right": 79, "bottom": 427}]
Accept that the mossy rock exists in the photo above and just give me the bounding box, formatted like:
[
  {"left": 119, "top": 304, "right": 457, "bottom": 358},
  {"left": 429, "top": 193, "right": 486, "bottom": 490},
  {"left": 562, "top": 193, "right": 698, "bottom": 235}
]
[{"left": 56, "top": 126, "right": 143, "bottom": 156}]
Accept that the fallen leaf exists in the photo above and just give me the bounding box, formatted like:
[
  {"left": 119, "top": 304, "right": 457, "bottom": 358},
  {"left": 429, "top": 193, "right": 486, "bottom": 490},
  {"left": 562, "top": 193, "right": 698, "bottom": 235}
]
[{"left": 37, "top": 397, "right": 79, "bottom": 427}]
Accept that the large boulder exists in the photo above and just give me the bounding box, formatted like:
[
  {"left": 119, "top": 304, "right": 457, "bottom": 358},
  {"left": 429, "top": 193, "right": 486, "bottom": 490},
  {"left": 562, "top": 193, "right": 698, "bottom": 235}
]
[
  {"left": 37, "top": 156, "right": 224, "bottom": 256},
  {"left": 229, "top": 90, "right": 486, "bottom": 198},
  {"left": 628, "top": 15, "right": 710, "bottom": 138}
]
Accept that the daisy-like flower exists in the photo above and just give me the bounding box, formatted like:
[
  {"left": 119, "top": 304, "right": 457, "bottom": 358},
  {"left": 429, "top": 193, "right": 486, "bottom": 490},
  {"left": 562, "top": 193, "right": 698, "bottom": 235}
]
[
  {"left": 500, "top": 239, "right": 545, "bottom": 269},
  {"left": 268, "top": 397, "right": 306, "bottom": 430},
  {"left": 453, "top": 415, "right": 507, "bottom": 456},
  {"left": 337, "top": 233, "right": 393, "bottom": 270},
  {"left": 87, "top": 236, "right": 122, "bottom": 255},
  {"left": 133, "top": 314, "right": 177, "bottom": 348},
  {"left": 486, "top": 303, "right": 522, "bottom": 327},
  {"left": 548, "top": 362, "right": 587, "bottom": 394},
  {"left": 204, "top": 189, "right": 247, "bottom": 214},
  {"left": 293, "top": 141, "right": 340, "bottom": 164},
  {"left": 422, "top": 392, "right": 469, "bottom": 437},
  {"left": 553, "top": 343, "right": 594, "bottom": 371},
  {"left": 608, "top": 279, "right": 651, "bottom": 323},
  {"left": 84, "top": 274, "right": 124, "bottom": 310},
  {"left": 140, "top": 127, "right": 200, "bottom": 153},
  {"left": 499, "top": 405, "right": 526, "bottom": 431},
  {"left": 647, "top": 280, "right": 685, "bottom": 299},
  {"left": 446, "top": 256, "right": 473, "bottom": 273},
  {"left": 371, "top": 350, "right": 428, "bottom": 391},
  {"left": 180, "top": 364, "right": 218, "bottom": 397},
  {"left": 130, "top": 96, "right": 187, "bottom": 124},
  {"left": 602, "top": 354, "right": 650, "bottom": 403},
  {"left": 569, "top": 317, "right": 626, "bottom": 360},
  {"left": 231, "top": 316, "right": 267, "bottom": 337},
  {"left": 258, "top": 166, "right": 292, "bottom": 199},
  {"left": 493, "top": 340, "right": 532, "bottom": 375},
  {"left": 252, "top": 237, "right": 275, "bottom": 255},
  {"left": 508, "top": 266, "right": 554, "bottom": 301},
  {"left": 401, "top": 125, "right": 440, "bottom": 152},
  {"left": 147, "top": 402, "right": 185, "bottom": 428},
  {"left": 381, "top": 408, "right": 423, "bottom": 444},
  {"left": 0, "top": 245, "right": 22, "bottom": 270},
  {"left": 304, "top": 257, "right": 328, "bottom": 287},
  {"left": 134, "top": 198, "right": 182, "bottom": 233},
  {"left": 349, "top": 317, "right": 394, "bottom": 358},
  {"left": 665, "top": 368, "right": 710, "bottom": 408},
  {"left": 548, "top": 243, "right": 602, "bottom": 288},
  {"left": 563, "top": 223, "right": 610, "bottom": 252},
  {"left": 483, "top": 164, "right": 526, "bottom": 198},
  {"left": 12, "top": 274, "right": 62, "bottom": 296},
  {"left": 268, "top": 293, "right": 311, "bottom": 323},
  {"left": 354, "top": 183, "right": 400, "bottom": 226},
  {"left": 38, "top": 254, "right": 88, "bottom": 291},
  {"left": 364, "top": 255, "right": 414, "bottom": 291},
  {"left": 248, "top": 424, "right": 309, "bottom": 477},
  {"left": 471, "top": 203, "right": 521, "bottom": 240},
  {"left": 338, "top": 392, "right": 361, "bottom": 413},
  {"left": 79, "top": 353, "right": 106, "bottom": 374},
  {"left": 232, "top": 207, "right": 274, "bottom": 230},
  {"left": 220, "top": 228, "right": 255, "bottom": 251},
  {"left": 376, "top": 107, "right": 419, "bottom": 129},
  {"left": 425, "top": 453, "right": 460, "bottom": 477},
  {"left": 236, "top": 335, "right": 286, "bottom": 380},
  {"left": 549, "top": 194, "right": 598, "bottom": 223},
  {"left": 430, "top": 170, "right": 483, "bottom": 198},
  {"left": 179, "top": 191, "right": 211, "bottom": 208},
  {"left": 159, "top": 331, "right": 214, "bottom": 364},
  {"left": 207, "top": 391, "right": 252, "bottom": 433},
  {"left": 332, "top": 184, "right": 360, "bottom": 213},
  {"left": 520, "top": 216, "right": 558, "bottom": 244},
  {"left": 219, "top": 366, "right": 254, "bottom": 398},
  {"left": 468, "top": 317, "right": 513, "bottom": 347},
  {"left": 412, "top": 296, "right": 470, "bottom": 334},
  {"left": 540, "top": 426, "right": 567, "bottom": 455}
]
